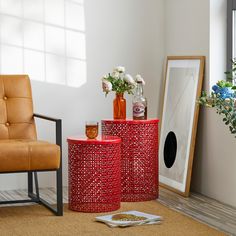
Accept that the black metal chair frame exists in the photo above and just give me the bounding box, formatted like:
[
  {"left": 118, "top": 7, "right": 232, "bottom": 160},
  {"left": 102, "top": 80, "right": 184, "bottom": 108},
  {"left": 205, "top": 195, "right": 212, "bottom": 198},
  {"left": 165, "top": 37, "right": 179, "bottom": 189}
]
[{"left": 0, "top": 113, "right": 63, "bottom": 216}]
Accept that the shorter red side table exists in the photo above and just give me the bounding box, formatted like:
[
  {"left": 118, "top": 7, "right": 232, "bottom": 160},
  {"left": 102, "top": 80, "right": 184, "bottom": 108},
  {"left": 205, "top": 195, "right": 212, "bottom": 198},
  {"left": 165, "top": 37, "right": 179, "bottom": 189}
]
[
  {"left": 102, "top": 119, "right": 159, "bottom": 202},
  {"left": 67, "top": 135, "right": 121, "bottom": 213}
]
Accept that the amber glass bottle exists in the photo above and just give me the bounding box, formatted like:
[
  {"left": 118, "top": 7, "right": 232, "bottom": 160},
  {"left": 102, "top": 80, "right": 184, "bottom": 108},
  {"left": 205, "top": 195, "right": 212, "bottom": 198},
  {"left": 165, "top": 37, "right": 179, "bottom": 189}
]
[{"left": 113, "top": 93, "right": 126, "bottom": 119}]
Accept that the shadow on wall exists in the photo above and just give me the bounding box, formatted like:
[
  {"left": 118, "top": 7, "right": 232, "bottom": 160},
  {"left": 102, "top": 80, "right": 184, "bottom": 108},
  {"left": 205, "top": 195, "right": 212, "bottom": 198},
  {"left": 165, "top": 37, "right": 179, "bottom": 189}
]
[
  {"left": 0, "top": 0, "right": 102, "bottom": 190},
  {"left": 0, "top": 0, "right": 164, "bottom": 190},
  {"left": 0, "top": 0, "right": 87, "bottom": 88}
]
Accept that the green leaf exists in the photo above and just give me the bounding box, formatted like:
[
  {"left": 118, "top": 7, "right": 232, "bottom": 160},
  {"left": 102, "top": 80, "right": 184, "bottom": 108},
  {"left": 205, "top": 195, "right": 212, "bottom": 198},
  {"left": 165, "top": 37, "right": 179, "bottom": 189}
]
[{"left": 232, "top": 119, "right": 236, "bottom": 126}]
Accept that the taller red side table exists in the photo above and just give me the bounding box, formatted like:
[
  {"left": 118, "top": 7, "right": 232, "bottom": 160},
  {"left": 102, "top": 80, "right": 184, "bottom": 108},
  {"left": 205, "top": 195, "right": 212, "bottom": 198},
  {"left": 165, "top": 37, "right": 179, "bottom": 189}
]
[
  {"left": 102, "top": 119, "right": 159, "bottom": 202},
  {"left": 67, "top": 135, "right": 121, "bottom": 212}
]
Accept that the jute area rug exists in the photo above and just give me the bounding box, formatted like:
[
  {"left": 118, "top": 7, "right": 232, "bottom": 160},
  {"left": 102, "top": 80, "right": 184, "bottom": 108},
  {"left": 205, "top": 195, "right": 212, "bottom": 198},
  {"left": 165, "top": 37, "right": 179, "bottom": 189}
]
[{"left": 0, "top": 201, "right": 225, "bottom": 236}]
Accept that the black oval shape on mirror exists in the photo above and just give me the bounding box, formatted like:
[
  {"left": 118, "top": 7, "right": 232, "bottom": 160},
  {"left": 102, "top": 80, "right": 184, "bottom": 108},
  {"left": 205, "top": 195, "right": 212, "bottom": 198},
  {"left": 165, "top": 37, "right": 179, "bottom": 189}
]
[{"left": 164, "top": 131, "right": 177, "bottom": 168}]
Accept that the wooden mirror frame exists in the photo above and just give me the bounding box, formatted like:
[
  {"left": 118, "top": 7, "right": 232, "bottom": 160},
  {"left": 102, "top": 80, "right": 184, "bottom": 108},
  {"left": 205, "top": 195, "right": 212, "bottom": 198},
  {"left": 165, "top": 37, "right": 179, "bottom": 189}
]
[{"left": 159, "top": 56, "right": 205, "bottom": 197}]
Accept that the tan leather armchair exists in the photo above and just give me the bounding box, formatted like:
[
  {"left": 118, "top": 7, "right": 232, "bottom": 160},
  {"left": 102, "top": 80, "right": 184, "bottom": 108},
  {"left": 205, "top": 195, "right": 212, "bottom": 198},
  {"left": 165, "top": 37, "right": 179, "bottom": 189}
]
[{"left": 0, "top": 75, "right": 63, "bottom": 216}]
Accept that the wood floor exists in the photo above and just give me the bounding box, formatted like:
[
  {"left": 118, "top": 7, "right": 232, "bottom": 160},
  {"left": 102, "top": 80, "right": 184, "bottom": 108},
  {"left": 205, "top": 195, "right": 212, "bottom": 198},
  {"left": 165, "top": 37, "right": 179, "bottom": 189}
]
[
  {"left": 159, "top": 188, "right": 236, "bottom": 236},
  {"left": 0, "top": 187, "right": 235, "bottom": 235}
]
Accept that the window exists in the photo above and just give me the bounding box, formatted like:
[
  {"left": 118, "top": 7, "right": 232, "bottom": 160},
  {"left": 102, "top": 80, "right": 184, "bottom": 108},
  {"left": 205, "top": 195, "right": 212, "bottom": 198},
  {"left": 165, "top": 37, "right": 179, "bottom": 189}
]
[{"left": 0, "top": 0, "right": 86, "bottom": 87}]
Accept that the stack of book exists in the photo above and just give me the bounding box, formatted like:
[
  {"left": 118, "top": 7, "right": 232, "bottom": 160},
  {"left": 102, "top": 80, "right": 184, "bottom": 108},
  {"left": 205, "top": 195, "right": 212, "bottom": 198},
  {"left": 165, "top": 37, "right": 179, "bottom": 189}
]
[{"left": 95, "top": 211, "right": 163, "bottom": 228}]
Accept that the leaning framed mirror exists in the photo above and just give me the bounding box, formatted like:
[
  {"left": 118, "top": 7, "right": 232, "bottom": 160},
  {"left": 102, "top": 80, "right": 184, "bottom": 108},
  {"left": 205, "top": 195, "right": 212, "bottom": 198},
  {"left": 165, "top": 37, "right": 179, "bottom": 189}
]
[{"left": 159, "top": 56, "right": 205, "bottom": 197}]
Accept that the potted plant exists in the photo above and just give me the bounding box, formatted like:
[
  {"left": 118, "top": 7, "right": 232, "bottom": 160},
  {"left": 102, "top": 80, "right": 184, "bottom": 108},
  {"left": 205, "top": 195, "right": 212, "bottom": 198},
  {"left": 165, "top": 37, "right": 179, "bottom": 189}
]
[{"left": 199, "top": 60, "right": 236, "bottom": 136}]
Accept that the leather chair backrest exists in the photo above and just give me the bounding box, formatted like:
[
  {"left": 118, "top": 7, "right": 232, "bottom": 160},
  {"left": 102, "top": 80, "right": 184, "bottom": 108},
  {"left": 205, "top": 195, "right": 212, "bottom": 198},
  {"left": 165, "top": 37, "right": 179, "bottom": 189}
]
[{"left": 0, "top": 75, "right": 37, "bottom": 139}]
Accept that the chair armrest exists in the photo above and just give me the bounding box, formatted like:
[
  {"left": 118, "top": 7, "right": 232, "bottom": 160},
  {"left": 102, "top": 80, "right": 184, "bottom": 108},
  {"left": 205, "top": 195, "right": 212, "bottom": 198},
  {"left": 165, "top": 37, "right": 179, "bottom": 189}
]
[
  {"left": 34, "top": 113, "right": 61, "bottom": 122},
  {"left": 33, "top": 113, "right": 62, "bottom": 147}
]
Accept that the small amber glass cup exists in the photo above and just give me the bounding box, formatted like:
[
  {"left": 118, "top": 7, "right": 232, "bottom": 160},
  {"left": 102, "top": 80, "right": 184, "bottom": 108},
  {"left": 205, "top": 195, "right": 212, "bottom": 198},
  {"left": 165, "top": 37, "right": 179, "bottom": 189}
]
[{"left": 85, "top": 121, "right": 99, "bottom": 139}]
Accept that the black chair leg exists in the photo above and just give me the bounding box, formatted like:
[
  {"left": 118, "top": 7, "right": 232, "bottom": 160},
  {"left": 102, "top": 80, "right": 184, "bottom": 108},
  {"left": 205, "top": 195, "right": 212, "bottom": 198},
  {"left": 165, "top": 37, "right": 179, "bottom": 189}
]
[
  {"left": 27, "top": 170, "right": 63, "bottom": 216},
  {"left": 1, "top": 171, "right": 62, "bottom": 216},
  {"left": 56, "top": 167, "right": 63, "bottom": 216},
  {"left": 28, "top": 171, "right": 33, "bottom": 198},
  {"left": 34, "top": 172, "right": 40, "bottom": 199}
]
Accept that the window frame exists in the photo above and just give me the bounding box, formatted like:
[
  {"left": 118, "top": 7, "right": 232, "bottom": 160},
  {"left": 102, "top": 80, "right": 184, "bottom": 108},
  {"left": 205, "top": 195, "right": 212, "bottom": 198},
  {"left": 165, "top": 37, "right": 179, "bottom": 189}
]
[{"left": 227, "top": 0, "right": 236, "bottom": 71}]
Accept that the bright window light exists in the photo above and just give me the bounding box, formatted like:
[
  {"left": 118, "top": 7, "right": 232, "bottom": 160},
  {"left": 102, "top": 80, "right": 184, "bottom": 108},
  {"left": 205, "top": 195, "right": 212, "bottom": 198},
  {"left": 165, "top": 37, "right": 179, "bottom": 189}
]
[{"left": 0, "top": 0, "right": 87, "bottom": 88}]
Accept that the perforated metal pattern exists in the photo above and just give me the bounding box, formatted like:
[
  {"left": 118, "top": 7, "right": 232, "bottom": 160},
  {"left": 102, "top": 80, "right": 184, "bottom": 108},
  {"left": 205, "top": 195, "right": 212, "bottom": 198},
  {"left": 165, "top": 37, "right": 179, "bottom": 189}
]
[
  {"left": 102, "top": 120, "right": 159, "bottom": 202},
  {"left": 68, "top": 140, "right": 121, "bottom": 212}
]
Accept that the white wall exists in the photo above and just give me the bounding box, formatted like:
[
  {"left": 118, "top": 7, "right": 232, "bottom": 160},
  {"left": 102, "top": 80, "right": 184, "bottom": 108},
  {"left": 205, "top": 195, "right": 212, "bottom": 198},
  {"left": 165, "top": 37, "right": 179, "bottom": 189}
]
[
  {"left": 192, "top": 0, "right": 236, "bottom": 208},
  {"left": 0, "top": 0, "right": 165, "bottom": 190},
  {"left": 165, "top": 0, "right": 236, "bottom": 207},
  {"left": 1, "top": 0, "right": 235, "bottom": 209}
]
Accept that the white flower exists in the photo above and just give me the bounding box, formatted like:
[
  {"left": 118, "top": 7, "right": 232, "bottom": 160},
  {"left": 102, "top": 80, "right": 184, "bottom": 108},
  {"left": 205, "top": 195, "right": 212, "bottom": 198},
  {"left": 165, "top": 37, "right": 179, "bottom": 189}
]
[
  {"left": 111, "top": 71, "right": 120, "bottom": 79},
  {"left": 102, "top": 74, "right": 109, "bottom": 79},
  {"left": 124, "top": 74, "right": 135, "bottom": 85},
  {"left": 102, "top": 79, "right": 112, "bottom": 92},
  {"left": 114, "top": 66, "right": 125, "bottom": 73},
  {"left": 135, "top": 74, "right": 145, "bottom": 85}
]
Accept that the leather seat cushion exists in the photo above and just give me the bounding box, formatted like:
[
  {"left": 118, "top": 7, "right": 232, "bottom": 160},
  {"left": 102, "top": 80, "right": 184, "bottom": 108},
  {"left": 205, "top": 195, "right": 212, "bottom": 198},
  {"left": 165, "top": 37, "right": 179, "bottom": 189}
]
[{"left": 0, "top": 140, "right": 60, "bottom": 172}]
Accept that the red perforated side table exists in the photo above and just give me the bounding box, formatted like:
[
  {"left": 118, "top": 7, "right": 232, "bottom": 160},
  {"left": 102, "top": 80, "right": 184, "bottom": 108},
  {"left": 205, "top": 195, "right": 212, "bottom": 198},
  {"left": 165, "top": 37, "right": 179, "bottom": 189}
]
[
  {"left": 102, "top": 119, "right": 159, "bottom": 202},
  {"left": 67, "top": 135, "right": 121, "bottom": 212}
]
